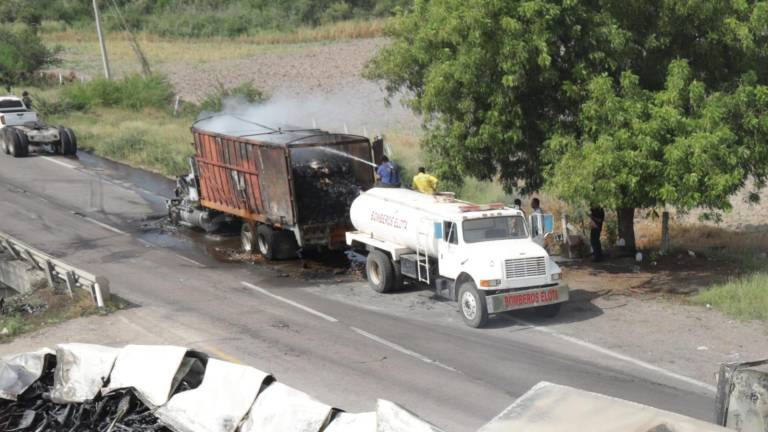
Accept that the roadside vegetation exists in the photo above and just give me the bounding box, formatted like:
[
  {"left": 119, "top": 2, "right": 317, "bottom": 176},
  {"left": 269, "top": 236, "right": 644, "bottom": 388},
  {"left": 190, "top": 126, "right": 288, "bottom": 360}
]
[
  {"left": 26, "top": 75, "right": 266, "bottom": 176},
  {"left": 693, "top": 274, "right": 768, "bottom": 322},
  {"left": 0, "top": 0, "right": 403, "bottom": 38},
  {"left": 0, "top": 287, "right": 111, "bottom": 343}
]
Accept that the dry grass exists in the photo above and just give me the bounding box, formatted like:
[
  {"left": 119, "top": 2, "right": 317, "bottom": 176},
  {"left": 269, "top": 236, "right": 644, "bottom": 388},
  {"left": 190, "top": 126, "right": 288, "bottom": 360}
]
[
  {"left": 43, "top": 19, "right": 389, "bottom": 78},
  {"left": 0, "top": 288, "right": 100, "bottom": 342},
  {"left": 635, "top": 218, "right": 768, "bottom": 256}
]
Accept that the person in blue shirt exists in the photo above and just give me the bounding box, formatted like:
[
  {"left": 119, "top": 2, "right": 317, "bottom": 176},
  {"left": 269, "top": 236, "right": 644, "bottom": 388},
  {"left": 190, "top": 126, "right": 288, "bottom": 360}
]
[{"left": 376, "top": 155, "right": 401, "bottom": 187}]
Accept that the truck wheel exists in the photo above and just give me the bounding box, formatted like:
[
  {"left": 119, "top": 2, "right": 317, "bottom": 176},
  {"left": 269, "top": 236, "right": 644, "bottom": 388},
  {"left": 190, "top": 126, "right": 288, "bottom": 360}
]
[
  {"left": 256, "top": 224, "right": 276, "bottom": 260},
  {"left": 536, "top": 302, "right": 562, "bottom": 318},
  {"left": 271, "top": 230, "right": 299, "bottom": 260},
  {"left": 64, "top": 128, "right": 78, "bottom": 155},
  {"left": 10, "top": 129, "right": 29, "bottom": 158},
  {"left": 59, "top": 127, "right": 77, "bottom": 155},
  {"left": 366, "top": 250, "right": 397, "bottom": 293},
  {"left": 458, "top": 280, "right": 488, "bottom": 328},
  {"left": 241, "top": 222, "right": 256, "bottom": 253}
]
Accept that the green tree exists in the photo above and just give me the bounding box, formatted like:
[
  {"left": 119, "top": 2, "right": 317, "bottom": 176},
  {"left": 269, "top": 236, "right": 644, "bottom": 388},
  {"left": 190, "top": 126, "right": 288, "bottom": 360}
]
[
  {"left": 0, "top": 27, "right": 59, "bottom": 91},
  {"left": 366, "top": 0, "right": 768, "bottom": 250}
]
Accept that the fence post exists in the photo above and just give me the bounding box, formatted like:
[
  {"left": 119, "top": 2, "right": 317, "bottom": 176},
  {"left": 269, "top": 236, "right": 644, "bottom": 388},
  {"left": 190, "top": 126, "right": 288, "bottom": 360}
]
[{"left": 173, "top": 95, "right": 180, "bottom": 116}]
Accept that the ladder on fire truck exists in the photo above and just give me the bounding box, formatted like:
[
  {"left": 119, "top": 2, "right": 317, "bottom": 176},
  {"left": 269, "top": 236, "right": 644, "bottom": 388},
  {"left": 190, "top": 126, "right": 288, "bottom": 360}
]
[{"left": 416, "top": 231, "right": 430, "bottom": 284}]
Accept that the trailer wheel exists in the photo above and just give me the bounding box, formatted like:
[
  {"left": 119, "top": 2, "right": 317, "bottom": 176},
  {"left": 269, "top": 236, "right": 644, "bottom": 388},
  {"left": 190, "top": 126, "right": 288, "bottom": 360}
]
[
  {"left": 535, "top": 302, "right": 562, "bottom": 318},
  {"left": 366, "top": 250, "right": 397, "bottom": 293},
  {"left": 10, "top": 129, "right": 29, "bottom": 158},
  {"left": 241, "top": 222, "right": 256, "bottom": 253},
  {"left": 458, "top": 280, "right": 488, "bottom": 328},
  {"left": 271, "top": 230, "right": 299, "bottom": 260},
  {"left": 256, "top": 225, "right": 278, "bottom": 260}
]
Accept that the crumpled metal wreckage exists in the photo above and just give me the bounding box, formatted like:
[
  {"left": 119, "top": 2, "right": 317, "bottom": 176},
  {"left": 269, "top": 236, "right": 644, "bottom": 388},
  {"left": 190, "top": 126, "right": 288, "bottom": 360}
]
[
  {"left": 0, "top": 343, "right": 445, "bottom": 432},
  {"left": 1, "top": 344, "right": 758, "bottom": 432}
]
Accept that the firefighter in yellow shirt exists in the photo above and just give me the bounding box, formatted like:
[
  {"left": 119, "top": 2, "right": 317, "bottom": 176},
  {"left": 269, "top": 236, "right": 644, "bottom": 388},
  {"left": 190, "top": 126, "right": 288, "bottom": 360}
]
[{"left": 412, "top": 167, "right": 439, "bottom": 194}]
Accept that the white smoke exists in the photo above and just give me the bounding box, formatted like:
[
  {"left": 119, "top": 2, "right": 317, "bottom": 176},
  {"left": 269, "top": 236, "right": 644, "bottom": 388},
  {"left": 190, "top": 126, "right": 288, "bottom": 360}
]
[{"left": 194, "top": 87, "right": 418, "bottom": 138}]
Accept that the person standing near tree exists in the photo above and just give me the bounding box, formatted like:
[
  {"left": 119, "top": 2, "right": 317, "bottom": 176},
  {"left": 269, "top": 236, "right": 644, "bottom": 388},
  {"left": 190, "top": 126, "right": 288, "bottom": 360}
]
[{"left": 589, "top": 205, "right": 605, "bottom": 261}]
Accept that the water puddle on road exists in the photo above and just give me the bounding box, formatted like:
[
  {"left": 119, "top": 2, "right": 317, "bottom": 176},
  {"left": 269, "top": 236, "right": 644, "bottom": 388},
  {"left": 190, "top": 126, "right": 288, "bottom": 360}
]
[
  {"left": 136, "top": 217, "right": 362, "bottom": 283},
  {"left": 75, "top": 152, "right": 362, "bottom": 283}
]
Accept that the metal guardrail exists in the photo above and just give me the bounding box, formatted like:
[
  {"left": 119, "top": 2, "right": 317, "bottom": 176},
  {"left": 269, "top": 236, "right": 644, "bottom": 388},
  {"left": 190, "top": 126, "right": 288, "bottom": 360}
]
[{"left": 0, "top": 231, "right": 110, "bottom": 307}]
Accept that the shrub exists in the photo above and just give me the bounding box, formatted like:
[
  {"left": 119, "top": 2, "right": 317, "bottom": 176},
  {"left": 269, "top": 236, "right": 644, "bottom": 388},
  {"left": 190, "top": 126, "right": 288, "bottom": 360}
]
[{"left": 60, "top": 74, "right": 173, "bottom": 111}]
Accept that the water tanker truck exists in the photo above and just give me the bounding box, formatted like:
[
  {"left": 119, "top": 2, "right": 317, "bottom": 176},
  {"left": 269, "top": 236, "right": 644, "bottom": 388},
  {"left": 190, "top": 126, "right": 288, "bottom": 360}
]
[{"left": 346, "top": 188, "right": 569, "bottom": 327}]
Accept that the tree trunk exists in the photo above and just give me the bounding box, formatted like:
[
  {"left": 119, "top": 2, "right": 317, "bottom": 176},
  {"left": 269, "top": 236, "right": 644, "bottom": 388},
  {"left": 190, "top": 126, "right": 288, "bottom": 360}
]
[{"left": 617, "top": 207, "right": 636, "bottom": 252}]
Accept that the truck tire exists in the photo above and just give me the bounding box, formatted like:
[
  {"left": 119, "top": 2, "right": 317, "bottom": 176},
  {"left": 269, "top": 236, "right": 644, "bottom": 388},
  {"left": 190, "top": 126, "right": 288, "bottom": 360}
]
[
  {"left": 10, "top": 129, "right": 29, "bottom": 158},
  {"left": 365, "top": 250, "right": 397, "bottom": 293},
  {"left": 458, "top": 280, "right": 488, "bottom": 328},
  {"left": 256, "top": 225, "right": 279, "bottom": 260},
  {"left": 271, "top": 230, "right": 299, "bottom": 260},
  {"left": 241, "top": 222, "right": 256, "bottom": 253},
  {"left": 535, "top": 302, "right": 562, "bottom": 318},
  {"left": 59, "top": 127, "right": 77, "bottom": 155}
]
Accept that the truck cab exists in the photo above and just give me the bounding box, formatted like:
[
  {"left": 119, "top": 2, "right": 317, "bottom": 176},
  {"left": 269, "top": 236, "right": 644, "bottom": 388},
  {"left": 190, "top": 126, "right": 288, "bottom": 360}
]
[
  {"left": 346, "top": 188, "right": 569, "bottom": 328},
  {"left": 0, "top": 96, "right": 77, "bottom": 157},
  {"left": 434, "top": 207, "right": 568, "bottom": 327}
]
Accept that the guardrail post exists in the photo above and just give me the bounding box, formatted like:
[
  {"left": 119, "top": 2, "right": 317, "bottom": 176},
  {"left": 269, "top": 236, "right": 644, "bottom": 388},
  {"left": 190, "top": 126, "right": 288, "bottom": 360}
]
[
  {"left": 24, "top": 250, "right": 41, "bottom": 269},
  {"left": 3, "top": 239, "right": 20, "bottom": 259},
  {"left": 64, "top": 271, "right": 76, "bottom": 298},
  {"left": 44, "top": 260, "right": 57, "bottom": 290},
  {"left": 93, "top": 276, "right": 110, "bottom": 308}
]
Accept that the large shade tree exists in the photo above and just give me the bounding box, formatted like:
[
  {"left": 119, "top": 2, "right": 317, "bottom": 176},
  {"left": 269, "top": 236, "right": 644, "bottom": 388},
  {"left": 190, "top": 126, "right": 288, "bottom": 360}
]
[{"left": 366, "top": 0, "right": 768, "bottom": 250}]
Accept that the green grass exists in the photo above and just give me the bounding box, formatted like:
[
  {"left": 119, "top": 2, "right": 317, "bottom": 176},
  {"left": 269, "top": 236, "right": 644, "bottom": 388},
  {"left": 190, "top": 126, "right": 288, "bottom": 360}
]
[
  {"left": 693, "top": 272, "right": 768, "bottom": 321},
  {"left": 50, "top": 107, "right": 193, "bottom": 176}
]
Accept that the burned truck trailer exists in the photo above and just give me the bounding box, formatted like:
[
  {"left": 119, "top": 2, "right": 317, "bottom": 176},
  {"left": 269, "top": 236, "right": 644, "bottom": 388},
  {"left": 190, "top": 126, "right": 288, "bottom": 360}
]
[{"left": 168, "top": 126, "right": 379, "bottom": 259}]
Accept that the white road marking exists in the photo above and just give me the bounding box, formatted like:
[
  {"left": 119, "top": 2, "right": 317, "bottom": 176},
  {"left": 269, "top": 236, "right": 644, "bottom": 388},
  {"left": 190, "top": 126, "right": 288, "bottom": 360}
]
[
  {"left": 350, "top": 326, "right": 458, "bottom": 373},
  {"left": 40, "top": 156, "right": 77, "bottom": 169},
  {"left": 241, "top": 281, "right": 338, "bottom": 322},
  {"left": 511, "top": 317, "right": 717, "bottom": 394},
  {"left": 80, "top": 215, "right": 129, "bottom": 235},
  {"left": 175, "top": 253, "right": 206, "bottom": 267}
]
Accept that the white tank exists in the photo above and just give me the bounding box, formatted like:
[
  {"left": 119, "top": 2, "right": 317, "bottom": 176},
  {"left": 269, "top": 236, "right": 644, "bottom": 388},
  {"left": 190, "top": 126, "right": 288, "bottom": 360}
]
[{"left": 350, "top": 188, "right": 460, "bottom": 257}]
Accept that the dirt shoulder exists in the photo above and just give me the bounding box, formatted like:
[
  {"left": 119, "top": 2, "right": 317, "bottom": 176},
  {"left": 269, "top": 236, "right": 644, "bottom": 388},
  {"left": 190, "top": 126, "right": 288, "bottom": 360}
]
[{"left": 547, "top": 259, "right": 768, "bottom": 384}]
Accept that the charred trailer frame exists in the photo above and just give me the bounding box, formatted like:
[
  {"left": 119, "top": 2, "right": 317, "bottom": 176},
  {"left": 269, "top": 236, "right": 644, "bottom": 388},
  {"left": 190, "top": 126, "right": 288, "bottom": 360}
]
[{"left": 169, "top": 126, "right": 379, "bottom": 259}]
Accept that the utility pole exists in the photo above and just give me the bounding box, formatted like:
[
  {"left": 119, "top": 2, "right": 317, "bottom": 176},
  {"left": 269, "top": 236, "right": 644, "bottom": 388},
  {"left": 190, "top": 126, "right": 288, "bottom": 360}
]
[{"left": 92, "top": 0, "right": 112, "bottom": 80}]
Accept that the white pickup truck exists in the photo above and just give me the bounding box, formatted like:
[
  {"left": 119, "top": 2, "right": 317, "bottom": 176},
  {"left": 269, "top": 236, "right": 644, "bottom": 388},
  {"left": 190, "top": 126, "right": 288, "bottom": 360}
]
[{"left": 0, "top": 95, "right": 77, "bottom": 157}]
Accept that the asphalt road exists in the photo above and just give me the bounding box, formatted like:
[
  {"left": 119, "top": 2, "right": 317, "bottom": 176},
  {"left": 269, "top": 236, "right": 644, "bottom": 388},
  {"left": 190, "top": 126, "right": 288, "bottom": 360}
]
[{"left": 0, "top": 153, "right": 717, "bottom": 431}]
